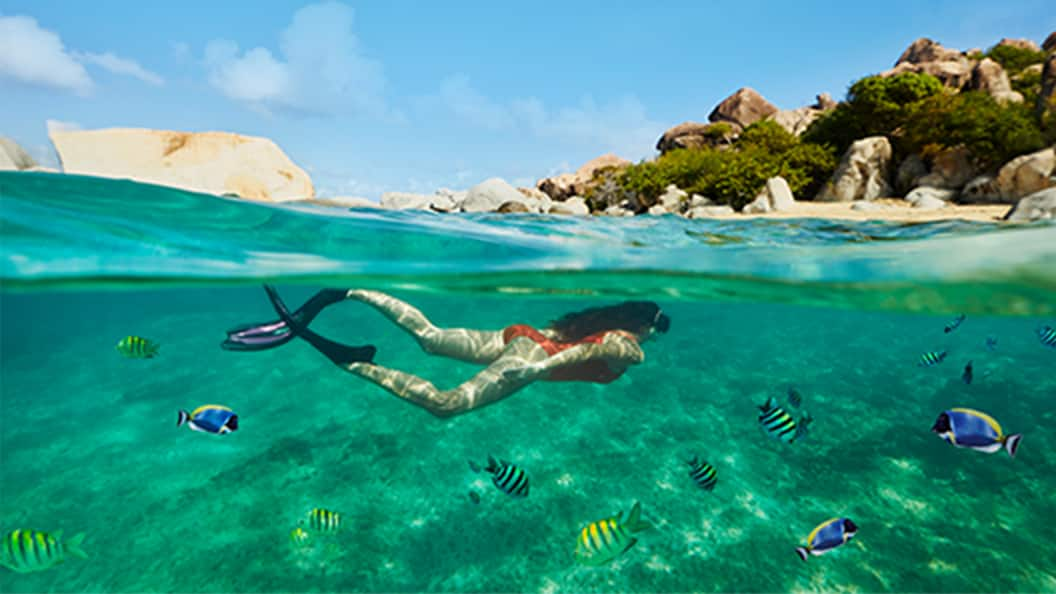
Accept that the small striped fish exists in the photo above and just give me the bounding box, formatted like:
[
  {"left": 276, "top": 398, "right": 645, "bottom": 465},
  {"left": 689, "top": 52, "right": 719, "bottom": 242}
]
[
  {"left": 289, "top": 527, "right": 310, "bottom": 547},
  {"left": 1038, "top": 325, "right": 1056, "bottom": 348},
  {"left": 787, "top": 387, "right": 802, "bottom": 408},
  {"left": 758, "top": 397, "right": 811, "bottom": 444},
  {"left": 944, "top": 314, "right": 966, "bottom": 334},
  {"left": 575, "top": 502, "right": 651, "bottom": 566},
  {"left": 470, "top": 456, "right": 529, "bottom": 498},
  {"left": 115, "top": 335, "right": 160, "bottom": 359},
  {"left": 918, "top": 350, "right": 947, "bottom": 367},
  {"left": 0, "top": 529, "right": 86, "bottom": 573},
  {"left": 305, "top": 508, "right": 341, "bottom": 533},
  {"left": 686, "top": 456, "right": 718, "bottom": 491}
]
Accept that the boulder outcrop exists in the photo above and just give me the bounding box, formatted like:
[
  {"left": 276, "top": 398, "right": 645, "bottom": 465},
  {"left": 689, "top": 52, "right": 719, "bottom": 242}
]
[
  {"left": 883, "top": 38, "right": 974, "bottom": 89},
  {"left": 656, "top": 121, "right": 740, "bottom": 153},
  {"left": 462, "top": 177, "right": 532, "bottom": 212},
  {"left": 994, "top": 147, "right": 1056, "bottom": 201},
  {"left": 970, "top": 58, "right": 1023, "bottom": 103},
  {"left": 708, "top": 87, "right": 778, "bottom": 128},
  {"left": 1003, "top": 187, "right": 1056, "bottom": 222},
  {"left": 816, "top": 136, "right": 893, "bottom": 202},
  {"left": 743, "top": 176, "right": 795, "bottom": 213},
  {"left": 49, "top": 128, "right": 313, "bottom": 201},
  {"left": 536, "top": 153, "right": 630, "bottom": 200},
  {"left": 0, "top": 137, "right": 37, "bottom": 170},
  {"left": 1039, "top": 53, "right": 1056, "bottom": 117}
]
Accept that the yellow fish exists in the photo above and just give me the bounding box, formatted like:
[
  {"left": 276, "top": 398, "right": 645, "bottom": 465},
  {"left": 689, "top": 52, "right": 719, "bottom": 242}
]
[
  {"left": 115, "top": 335, "right": 160, "bottom": 359},
  {"left": 574, "top": 502, "right": 651, "bottom": 566},
  {"left": 0, "top": 529, "right": 86, "bottom": 573},
  {"left": 304, "top": 508, "right": 341, "bottom": 533},
  {"left": 289, "top": 527, "right": 310, "bottom": 547}
]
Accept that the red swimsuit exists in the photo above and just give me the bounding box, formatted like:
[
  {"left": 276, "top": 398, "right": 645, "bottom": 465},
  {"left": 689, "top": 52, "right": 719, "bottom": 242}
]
[{"left": 502, "top": 324, "right": 634, "bottom": 383}]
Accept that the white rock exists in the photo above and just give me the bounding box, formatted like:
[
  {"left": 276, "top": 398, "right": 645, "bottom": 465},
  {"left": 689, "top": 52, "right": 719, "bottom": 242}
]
[
  {"left": 1, "top": 136, "right": 37, "bottom": 170},
  {"left": 462, "top": 177, "right": 529, "bottom": 212},
  {"left": 742, "top": 194, "right": 771, "bottom": 214},
  {"left": 602, "top": 205, "right": 635, "bottom": 217},
  {"left": 658, "top": 184, "right": 688, "bottom": 212},
  {"left": 647, "top": 204, "right": 669, "bottom": 215},
  {"left": 549, "top": 196, "right": 590, "bottom": 216},
  {"left": 912, "top": 195, "right": 948, "bottom": 209},
  {"left": 689, "top": 194, "right": 712, "bottom": 207},
  {"left": 995, "top": 147, "right": 1056, "bottom": 201},
  {"left": 960, "top": 175, "right": 1000, "bottom": 203},
  {"left": 764, "top": 176, "right": 795, "bottom": 210},
  {"left": 301, "top": 196, "right": 379, "bottom": 209},
  {"left": 1003, "top": 187, "right": 1056, "bottom": 222},
  {"left": 49, "top": 128, "right": 313, "bottom": 201},
  {"left": 816, "top": 136, "right": 893, "bottom": 202},
  {"left": 851, "top": 201, "right": 886, "bottom": 211},
  {"left": 381, "top": 192, "right": 433, "bottom": 210},
  {"left": 905, "top": 186, "right": 957, "bottom": 205},
  {"left": 686, "top": 205, "right": 735, "bottom": 218}
]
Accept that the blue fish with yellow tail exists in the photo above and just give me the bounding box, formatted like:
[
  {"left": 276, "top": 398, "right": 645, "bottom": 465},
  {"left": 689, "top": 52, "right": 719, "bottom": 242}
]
[
  {"left": 575, "top": 502, "right": 651, "bottom": 566},
  {"left": 932, "top": 408, "right": 1022, "bottom": 457},
  {"left": 177, "top": 405, "right": 238, "bottom": 435},
  {"left": 795, "top": 518, "right": 857, "bottom": 561},
  {"left": 757, "top": 397, "right": 811, "bottom": 444},
  {"left": 0, "top": 529, "right": 87, "bottom": 573}
]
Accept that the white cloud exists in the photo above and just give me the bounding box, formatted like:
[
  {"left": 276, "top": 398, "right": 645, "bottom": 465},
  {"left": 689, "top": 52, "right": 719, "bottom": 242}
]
[
  {"left": 0, "top": 15, "right": 93, "bottom": 95},
  {"left": 426, "top": 75, "right": 661, "bottom": 160},
  {"left": 204, "top": 1, "right": 387, "bottom": 116},
  {"left": 74, "top": 51, "right": 164, "bottom": 86},
  {"left": 45, "top": 119, "right": 82, "bottom": 135}
]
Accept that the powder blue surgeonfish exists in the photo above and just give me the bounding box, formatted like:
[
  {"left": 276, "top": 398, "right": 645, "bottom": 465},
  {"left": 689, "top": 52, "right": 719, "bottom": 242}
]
[
  {"left": 931, "top": 408, "right": 1022, "bottom": 457},
  {"left": 795, "top": 518, "right": 857, "bottom": 561},
  {"left": 177, "top": 405, "right": 238, "bottom": 435}
]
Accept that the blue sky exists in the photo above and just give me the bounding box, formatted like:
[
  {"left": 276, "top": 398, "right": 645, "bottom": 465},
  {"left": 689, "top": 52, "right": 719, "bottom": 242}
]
[{"left": 1, "top": 1, "right": 1053, "bottom": 199}]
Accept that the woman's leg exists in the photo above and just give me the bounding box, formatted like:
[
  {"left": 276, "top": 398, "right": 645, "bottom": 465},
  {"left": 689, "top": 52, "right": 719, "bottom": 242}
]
[
  {"left": 344, "top": 290, "right": 507, "bottom": 364},
  {"left": 343, "top": 337, "right": 548, "bottom": 417}
]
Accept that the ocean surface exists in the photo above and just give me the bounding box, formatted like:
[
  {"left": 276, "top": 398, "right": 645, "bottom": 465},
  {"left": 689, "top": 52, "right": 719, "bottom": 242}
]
[{"left": 1, "top": 171, "right": 1055, "bottom": 593}]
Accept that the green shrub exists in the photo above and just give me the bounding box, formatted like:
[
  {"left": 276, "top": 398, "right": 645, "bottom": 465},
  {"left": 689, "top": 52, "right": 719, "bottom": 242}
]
[
  {"left": 737, "top": 120, "right": 799, "bottom": 154},
  {"left": 902, "top": 91, "right": 1045, "bottom": 170},
  {"left": 984, "top": 44, "right": 1046, "bottom": 76},
  {"left": 802, "top": 72, "right": 945, "bottom": 155},
  {"left": 1011, "top": 67, "right": 1042, "bottom": 107}
]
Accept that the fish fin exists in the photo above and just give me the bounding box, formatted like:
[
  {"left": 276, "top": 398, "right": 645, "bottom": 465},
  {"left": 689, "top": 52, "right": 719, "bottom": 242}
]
[
  {"left": 486, "top": 455, "right": 500, "bottom": 474},
  {"left": 1004, "top": 434, "right": 1022, "bottom": 458},
  {"left": 468, "top": 460, "right": 481, "bottom": 473},
  {"left": 65, "top": 533, "right": 87, "bottom": 559},
  {"left": 621, "top": 537, "right": 639, "bottom": 556},
  {"left": 177, "top": 410, "right": 190, "bottom": 427},
  {"left": 624, "top": 502, "right": 652, "bottom": 532},
  {"left": 795, "top": 547, "right": 809, "bottom": 562},
  {"left": 53, "top": 530, "right": 63, "bottom": 541}
]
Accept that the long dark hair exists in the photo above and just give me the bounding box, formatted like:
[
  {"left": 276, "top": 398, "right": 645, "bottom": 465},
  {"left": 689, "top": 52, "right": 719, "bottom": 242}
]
[{"left": 547, "top": 301, "right": 670, "bottom": 342}]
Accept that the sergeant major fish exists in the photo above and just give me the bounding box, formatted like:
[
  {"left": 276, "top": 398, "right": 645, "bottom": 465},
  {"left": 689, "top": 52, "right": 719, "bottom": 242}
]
[
  {"left": 685, "top": 456, "right": 718, "bottom": 491},
  {"left": 469, "top": 456, "right": 530, "bottom": 498},
  {"left": 304, "top": 508, "right": 341, "bottom": 533},
  {"left": 575, "top": 501, "right": 651, "bottom": 566},
  {"left": 757, "top": 397, "right": 812, "bottom": 444},
  {"left": 115, "top": 335, "right": 160, "bottom": 359},
  {"left": 931, "top": 408, "right": 1022, "bottom": 457},
  {"left": 1038, "top": 325, "right": 1056, "bottom": 348},
  {"left": 794, "top": 518, "right": 857, "bottom": 561},
  {"left": 918, "top": 350, "right": 947, "bottom": 367},
  {"left": 0, "top": 529, "right": 86, "bottom": 573},
  {"left": 177, "top": 405, "right": 238, "bottom": 435},
  {"left": 962, "top": 360, "right": 973, "bottom": 385},
  {"left": 944, "top": 314, "right": 966, "bottom": 334},
  {"left": 289, "top": 527, "right": 310, "bottom": 547}
]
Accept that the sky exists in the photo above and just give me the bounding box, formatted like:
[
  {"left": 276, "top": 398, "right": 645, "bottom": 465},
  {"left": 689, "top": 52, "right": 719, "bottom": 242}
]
[{"left": 1, "top": 1, "right": 1053, "bottom": 199}]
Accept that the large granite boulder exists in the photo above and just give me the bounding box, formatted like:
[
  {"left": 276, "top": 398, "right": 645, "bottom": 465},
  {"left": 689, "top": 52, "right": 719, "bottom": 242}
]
[
  {"left": 302, "top": 196, "right": 379, "bottom": 209},
  {"left": 768, "top": 94, "right": 838, "bottom": 136},
  {"left": 708, "top": 88, "right": 778, "bottom": 128},
  {"left": 685, "top": 205, "right": 735, "bottom": 218},
  {"left": 548, "top": 196, "right": 590, "bottom": 216},
  {"left": 380, "top": 192, "right": 434, "bottom": 210},
  {"left": 959, "top": 175, "right": 1001, "bottom": 203},
  {"left": 970, "top": 58, "right": 1023, "bottom": 103},
  {"left": 536, "top": 153, "right": 630, "bottom": 200},
  {"left": 996, "top": 38, "right": 1041, "bottom": 53},
  {"left": 895, "top": 154, "right": 928, "bottom": 195},
  {"left": 916, "top": 146, "right": 977, "bottom": 189},
  {"left": 49, "top": 128, "right": 313, "bottom": 201},
  {"left": 743, "top": 176, "right": 795, "bottom": 213},
  {"left": 0, "top": 137, "right": 38, "bottom": 170},
  {"left": 994, "top": 147, "right": 1056, "bottom": 201},
  {"left": 657, "top": 184, "right": 688, "bottom": 213},
  {"left": 656, "top": 121, "right": 740, "bottom": 153},
  {"left": 1003, "top": 187, "right": 1056, "bottom": 222},
  {"left": 883, "top": 38, "right": 974, "bottom": 89},
  {"left": 462, "top": 177, "right": 530, "bottom": 212},
  {"left": 906, "top": 186, "right": 956, "bottom": 207},
  {"left": 1044, "top": 32, "right": 1056, "bottom": 54},
  {"left": 816, "top": 136, "right": 893, "bottom": 202}
]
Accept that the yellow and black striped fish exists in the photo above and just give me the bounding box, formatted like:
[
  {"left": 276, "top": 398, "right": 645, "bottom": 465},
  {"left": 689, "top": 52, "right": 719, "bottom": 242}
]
[
  {"left": 1038, "top": 325, "right": 1056, "bottom": 348},
  {"left": 686, "top": 456, "right": 718, "bottom": 491},
  {"left": 918, "top": 350, "right": 947, "bottom": 367},
  {"left": 289, "top": 527, "right": 310, "bottom": 547},
  {"left": 0, "top": 529, "right": 86, "bottom": 573},
  {"left": 758, "top": 397, "right": 812, "bottom": 444},
  {"left": 304, "top": 508, "right": 341, "bottom": 533},
  {"left": 469, "top": 455, "right": 530, "bottom": 498},
  {"left": 574, "top": 502, "right": 652, "bottom": 566},
  {"left": 115, "top": 335, "right": 160, "bottom": 359}
]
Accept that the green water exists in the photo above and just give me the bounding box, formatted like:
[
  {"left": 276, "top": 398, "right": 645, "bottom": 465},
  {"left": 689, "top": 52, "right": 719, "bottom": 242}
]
[{"left": 1, "top": 172, "right": 1055, "bottom": 592}]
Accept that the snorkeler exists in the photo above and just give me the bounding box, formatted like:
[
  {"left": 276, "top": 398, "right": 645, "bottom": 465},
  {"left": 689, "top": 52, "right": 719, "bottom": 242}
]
[{"left": 222, "top": 287, "right": 669, "bottom": 417}]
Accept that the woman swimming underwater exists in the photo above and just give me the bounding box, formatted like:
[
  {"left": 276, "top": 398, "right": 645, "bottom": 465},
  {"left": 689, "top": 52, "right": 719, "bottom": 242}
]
[{"left": 223, "top": 287, "right": 670, "bottom": 417}]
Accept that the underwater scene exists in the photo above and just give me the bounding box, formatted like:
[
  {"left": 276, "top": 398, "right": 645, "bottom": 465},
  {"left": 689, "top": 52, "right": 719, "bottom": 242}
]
[{"left": 2, "top": 172, "right": 1056, "bottom": 593}]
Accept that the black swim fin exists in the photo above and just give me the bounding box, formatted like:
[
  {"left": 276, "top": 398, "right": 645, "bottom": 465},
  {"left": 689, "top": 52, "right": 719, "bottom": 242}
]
[
  {"left": 222, "top": 288, "right": 348, "bottom": 351},
  {"left": 263, "top": 285, "right": 376, "bottom": 366}
]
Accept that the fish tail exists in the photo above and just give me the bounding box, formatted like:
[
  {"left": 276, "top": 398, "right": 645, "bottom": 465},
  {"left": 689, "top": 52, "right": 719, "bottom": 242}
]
[
  {"left": 795, "top": 547, "right": 809, "bottom": 562},
  {"left": 1004, "top": 434, "right": 1022, "bottom": 458},
  {"left": 468, "top": 460, "right": 481, "bottom": 473},
  {"left": 486, "top": 455, "right": 500, "bottom": 474},
  {"left": 177, "top": 410, "right": 190, "bottom": 427},
  {"left": 65, "top": 533, "right": 87, "bottom": 559},
  {"left": 624, "top": 501, "right": 652, "bottom": 533}
]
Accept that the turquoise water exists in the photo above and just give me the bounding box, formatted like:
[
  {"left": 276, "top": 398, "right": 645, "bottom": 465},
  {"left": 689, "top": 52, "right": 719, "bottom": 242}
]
[{"left": 1, "top": 171, "right": 1055, "bottom": 592}]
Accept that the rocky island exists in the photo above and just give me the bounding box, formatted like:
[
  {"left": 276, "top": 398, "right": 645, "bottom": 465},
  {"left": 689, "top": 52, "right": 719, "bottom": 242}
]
[{"left": 3, "top": 34, "right": 1054, "bottom": 222}]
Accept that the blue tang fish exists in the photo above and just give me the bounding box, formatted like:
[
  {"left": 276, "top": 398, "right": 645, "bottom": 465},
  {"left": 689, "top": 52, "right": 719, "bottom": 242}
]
[
  {"left": 931, "top": 408, "right": 1021, "bottom": 457},
  {"left": 177, "top": 405, "right": 238, "bottom": 435},
  {"left": 795, "top": 517, "right": 857, "bottom": 561}
]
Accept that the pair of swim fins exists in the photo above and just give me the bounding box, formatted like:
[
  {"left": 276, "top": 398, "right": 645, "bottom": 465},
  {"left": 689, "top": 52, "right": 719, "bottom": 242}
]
[{"left": 221, "top": 286, "right": 375, "bottom": 365}]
